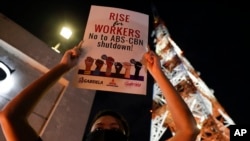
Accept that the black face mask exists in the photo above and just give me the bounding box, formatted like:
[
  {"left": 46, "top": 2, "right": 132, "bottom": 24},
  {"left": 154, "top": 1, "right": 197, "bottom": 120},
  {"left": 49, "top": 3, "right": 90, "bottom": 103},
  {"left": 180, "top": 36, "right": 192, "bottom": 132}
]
[{"left": 85, "top": 129, "right": 128, "bottom": 141}]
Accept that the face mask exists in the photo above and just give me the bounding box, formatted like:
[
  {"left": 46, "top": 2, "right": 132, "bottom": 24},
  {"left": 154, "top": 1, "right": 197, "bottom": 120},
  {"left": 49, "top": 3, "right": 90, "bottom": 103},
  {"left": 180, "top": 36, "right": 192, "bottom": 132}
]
[{"left": 85, "top": 129, "right": 128, "bottom": 141}]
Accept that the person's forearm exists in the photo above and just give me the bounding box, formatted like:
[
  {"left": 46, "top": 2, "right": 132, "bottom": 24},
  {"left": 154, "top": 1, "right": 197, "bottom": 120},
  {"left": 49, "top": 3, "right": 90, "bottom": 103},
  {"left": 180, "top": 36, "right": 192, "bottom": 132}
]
[
  {"left": 151, "top": 69, "right": 197, "bottom": 131},
  {"left": 3, "top": 63, "right": 69, "bottom": 118}
]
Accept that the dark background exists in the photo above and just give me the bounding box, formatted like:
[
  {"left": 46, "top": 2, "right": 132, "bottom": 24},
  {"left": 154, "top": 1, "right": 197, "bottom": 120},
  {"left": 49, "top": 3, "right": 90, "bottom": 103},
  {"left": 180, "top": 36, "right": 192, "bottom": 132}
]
[{"left": 1, "top": 0, "right": 250, "bottom": 140}]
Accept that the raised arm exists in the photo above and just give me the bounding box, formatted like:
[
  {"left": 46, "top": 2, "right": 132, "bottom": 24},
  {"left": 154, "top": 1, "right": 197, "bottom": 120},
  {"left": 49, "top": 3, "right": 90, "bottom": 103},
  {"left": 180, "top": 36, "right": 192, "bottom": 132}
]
[
  {"left": 0, "top": 41, "right": 83, "bottom": 141},
  {"left": 143, "top": 50, "right": 200, "bottom": 141}
]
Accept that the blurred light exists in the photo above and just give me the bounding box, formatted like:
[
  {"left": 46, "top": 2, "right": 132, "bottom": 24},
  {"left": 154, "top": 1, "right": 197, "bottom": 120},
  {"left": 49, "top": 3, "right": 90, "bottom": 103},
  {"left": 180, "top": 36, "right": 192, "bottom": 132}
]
[
  {"left": 52, "top": 27, "right": 73, "bottom": 53},
  {"left": 197, "top": 123, "right": 202, "bottom": 129},
  {"left": 0, "top": 72, "right": 15, "bottom": 95},
  {"left": 51, "top": 43, "right": 61, "bottom": 53},
  {"left": 0, "top": 61, "right": 11, "bottom": 81},
  {"left": 60, "top": 27, "right": 72, "bottom": 39},
  {"left": 0, "top": 61, "right": 15, "bottom": 95}
]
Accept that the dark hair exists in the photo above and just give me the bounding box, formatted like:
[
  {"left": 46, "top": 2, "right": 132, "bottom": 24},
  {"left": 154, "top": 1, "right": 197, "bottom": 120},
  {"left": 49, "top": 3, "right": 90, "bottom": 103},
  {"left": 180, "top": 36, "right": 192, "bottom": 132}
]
[{"left": 89, "top": 109, "right": 130, "bottom": 137}]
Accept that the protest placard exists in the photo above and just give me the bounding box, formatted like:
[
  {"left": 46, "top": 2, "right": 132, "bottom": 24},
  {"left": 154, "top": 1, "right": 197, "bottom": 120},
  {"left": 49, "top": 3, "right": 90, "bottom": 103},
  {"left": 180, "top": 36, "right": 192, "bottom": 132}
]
[{"left": 73, "top": 5, "right": 149, "bottom": 95}]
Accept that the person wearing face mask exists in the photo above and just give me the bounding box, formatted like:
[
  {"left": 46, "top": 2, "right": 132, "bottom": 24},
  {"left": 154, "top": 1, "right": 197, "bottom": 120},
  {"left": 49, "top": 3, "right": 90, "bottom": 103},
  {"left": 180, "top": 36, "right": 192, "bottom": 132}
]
[
  {"left": 85, "top": 110, "right": 129, "bottom": 141},
  {"left": 0, "top": 40, "right": 199, "bottom": 141}
]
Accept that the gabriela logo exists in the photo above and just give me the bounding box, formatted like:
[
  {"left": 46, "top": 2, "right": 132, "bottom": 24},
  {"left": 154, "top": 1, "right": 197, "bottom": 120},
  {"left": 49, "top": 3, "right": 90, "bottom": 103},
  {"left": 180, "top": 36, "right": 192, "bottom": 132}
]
[
  {"left": 125, "top": 81, "right": 141, "bottom": 87},
  {"left": 78, "top": 77, "right": 103, "bottom": 84}
]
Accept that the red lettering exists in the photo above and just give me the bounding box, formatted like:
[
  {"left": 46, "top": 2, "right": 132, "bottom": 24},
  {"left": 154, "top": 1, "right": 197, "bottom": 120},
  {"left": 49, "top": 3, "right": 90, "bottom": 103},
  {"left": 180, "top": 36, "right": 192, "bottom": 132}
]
[
  {"left": 110, "top": 26, "right": 116, "bottom": 34},
  {"left": 109, "top": 12, "right": 130, "bottom": 22},
  {"left": 123, "top": 28, "right": 128, "bottom": 36},
  {"left": 94, "top": 24, "right": 140, "bottom": 38},
  {"left": 128, "top": 29, "right": 133, "bottom": 37},
  {"left": 135, "top": 30, "right": 140, "bottom": 38},
  {"left": 94, "top": 24, "right": 103, "bottom": 32},
  {"left": 116, "top": 27, "right": 122, "bottom": 35}
]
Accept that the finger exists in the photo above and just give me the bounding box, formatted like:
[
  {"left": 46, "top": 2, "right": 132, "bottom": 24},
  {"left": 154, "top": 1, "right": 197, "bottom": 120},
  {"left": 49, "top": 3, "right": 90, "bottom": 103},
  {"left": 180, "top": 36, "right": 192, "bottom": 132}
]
[
  {"left": 76, "top": 40, "right": 83, "bottom": 49},
  {"left": 146, "top": 44, "right": 150, "bottom": 52},
  {"left": 73, "top": 40, "right": 83, "bottom": 52},
  {"left": 71, "top": 47, "right": 81, "bottom": 58},
  {"left": 74, "top": 40, "right": 84, "bottom": 52}
]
